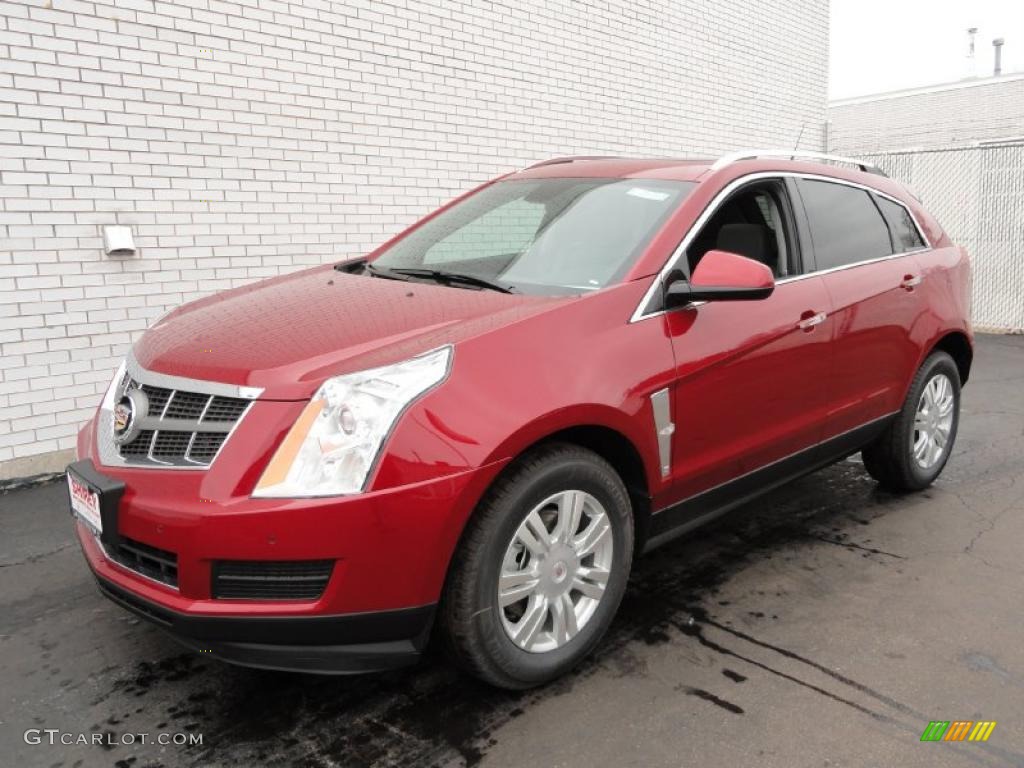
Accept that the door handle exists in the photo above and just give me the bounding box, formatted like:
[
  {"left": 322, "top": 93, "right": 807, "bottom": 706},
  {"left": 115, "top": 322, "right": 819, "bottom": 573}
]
[
  {"left": 798, "top": 310, "right": 827, "bottom": 331},
  {"left": 901, "top": 274, "right": 922, "bottom": 290}
]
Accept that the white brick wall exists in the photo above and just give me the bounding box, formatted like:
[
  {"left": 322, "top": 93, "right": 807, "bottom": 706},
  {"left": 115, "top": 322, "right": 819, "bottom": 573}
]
[
  {"left": 828, "top": 74, "right": 1024, "bottom": 154},
  {"left": 0, "top": 0, "right": 828, "bottom": 473}
]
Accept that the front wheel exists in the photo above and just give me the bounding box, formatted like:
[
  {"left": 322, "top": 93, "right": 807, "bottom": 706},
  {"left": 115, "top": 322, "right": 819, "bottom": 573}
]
[
  {"left": 862, "top": 350, "right": 961, "bottom": 492},
  {"left": 441, "top": 443, "right": 633, "bottom": 689}
]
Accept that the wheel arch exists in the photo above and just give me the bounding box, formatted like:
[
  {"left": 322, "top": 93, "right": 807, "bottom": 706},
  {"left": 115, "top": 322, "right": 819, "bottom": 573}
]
[
  {"left": 532, "top": 424, "right": 653, "bottom": 552},
  {"left": 451, "top": 414, "right": 657, "bottom": 576},
  {"left": 437, "top": 423, "right": 647, "bottom": 686},
  {"left": 930, "top": 330, "right": 973, "bottom": 385}
]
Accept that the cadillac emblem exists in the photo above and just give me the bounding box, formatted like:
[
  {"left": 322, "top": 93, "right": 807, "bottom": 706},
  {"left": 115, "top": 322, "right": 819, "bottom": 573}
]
[{"left": 112, "top": 388, "right": 147, "bottom": 445}]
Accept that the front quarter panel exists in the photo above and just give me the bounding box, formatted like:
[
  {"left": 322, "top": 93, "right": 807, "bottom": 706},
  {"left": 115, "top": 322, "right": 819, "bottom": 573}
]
[{"left": 370, "top": 279, "right": 676, "bottom": 504}]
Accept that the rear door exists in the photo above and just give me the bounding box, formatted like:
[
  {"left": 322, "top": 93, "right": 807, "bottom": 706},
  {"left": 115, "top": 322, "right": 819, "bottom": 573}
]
[{"left": 794, "top": 178, "right": 929, "bottom": 439}]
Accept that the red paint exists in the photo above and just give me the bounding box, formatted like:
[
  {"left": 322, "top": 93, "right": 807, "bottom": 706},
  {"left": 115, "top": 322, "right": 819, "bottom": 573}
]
[
  {"left": 75, "top": 156, "right": 971, "bottom": 623},
  {"left": 690, "top": 248, "right": 775, "bottom": 291},
  {"left": 665, "top": 273, "right": 835, "bottom": 499}
]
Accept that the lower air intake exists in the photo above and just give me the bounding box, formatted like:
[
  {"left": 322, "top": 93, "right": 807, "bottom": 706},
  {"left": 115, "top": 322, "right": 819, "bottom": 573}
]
[
  {"left": 211, "top": 559, "right": 335, "bottom": 600},
  {"left": 106, "top": 536, "right": 179, "bottom": 589}
]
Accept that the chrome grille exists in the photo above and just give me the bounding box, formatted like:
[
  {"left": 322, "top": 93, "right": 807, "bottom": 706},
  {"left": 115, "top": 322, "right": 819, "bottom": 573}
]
[
  {"left": 150, "top": 429, "right": 193, "bottom": 459},
  {"left": 203, "top": 396, "right": 249, "bottom": 422},
  {"left": 99, "top": 354, "right": 259, "bottom": 470},
  {"left": 120, "top": 429, "right": 155, "bottom": 457},
  {"left": 141, "top": 384, "right": 172, "bottom": 415},
  {"left": 187, "top": 432, "right": 228, "bottom": 462},
  {"left": 163, "top": 390, "right": 208, "bottom": 419},
  {"left": 115, "top": 376, "right": 250, "bottom": 467}
]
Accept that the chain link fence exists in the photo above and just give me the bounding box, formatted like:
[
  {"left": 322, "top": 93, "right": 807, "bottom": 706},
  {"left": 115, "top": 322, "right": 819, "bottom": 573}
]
[{"left": 855, "top": 144, "right": 1024, "bottom": 333}]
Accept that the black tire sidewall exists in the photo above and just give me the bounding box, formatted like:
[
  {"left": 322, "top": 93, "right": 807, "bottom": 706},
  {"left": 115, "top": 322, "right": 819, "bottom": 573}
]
[{"left": 467, "top": 452, "right": 633, "bottom": 685}]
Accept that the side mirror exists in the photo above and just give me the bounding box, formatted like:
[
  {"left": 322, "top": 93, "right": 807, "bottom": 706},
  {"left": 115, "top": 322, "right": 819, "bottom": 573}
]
[{"left": 665, "top": 249, "right": 775, "bottom": 308}]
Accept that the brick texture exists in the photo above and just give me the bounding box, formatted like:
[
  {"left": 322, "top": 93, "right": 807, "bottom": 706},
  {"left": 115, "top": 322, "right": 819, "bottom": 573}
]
[{"left": 0, "top": 0, "right": 828, "bottom": 468}]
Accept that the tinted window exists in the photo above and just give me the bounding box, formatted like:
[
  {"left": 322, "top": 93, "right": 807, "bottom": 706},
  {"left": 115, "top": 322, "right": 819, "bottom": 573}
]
[
  {"left": 799, "top": 180, "right": 892, "bottom": 270},
  {"left": 876, "top": 196, "right": 926, "bottom": 252}
]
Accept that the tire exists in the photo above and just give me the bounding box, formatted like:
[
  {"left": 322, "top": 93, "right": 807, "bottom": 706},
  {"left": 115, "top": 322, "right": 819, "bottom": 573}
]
[
  {"left": 861, "top": 350, "right": 961, "bottom": 492},
  {"left": 441, "top": 442, "right": 634, "bottom": 689}
]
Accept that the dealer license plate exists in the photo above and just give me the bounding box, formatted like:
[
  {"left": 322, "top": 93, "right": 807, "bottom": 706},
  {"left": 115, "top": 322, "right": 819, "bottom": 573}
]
[{"left": 67, "top": 469, "right": 103, "bottom": 534}]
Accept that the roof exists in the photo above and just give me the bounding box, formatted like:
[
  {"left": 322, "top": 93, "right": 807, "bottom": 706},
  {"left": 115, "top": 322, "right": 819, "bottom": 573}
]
[
  {"left": 513, "top": 157, "right": 714, "bottom": 182},
  {"left": 510, "top": 151, "right": 888, "bottom": 183}
]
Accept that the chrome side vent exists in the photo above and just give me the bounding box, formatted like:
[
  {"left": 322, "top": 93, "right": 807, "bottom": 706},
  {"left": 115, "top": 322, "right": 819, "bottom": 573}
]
[{"left": 650, "top": 388, "right": 674, "bottom": 478}]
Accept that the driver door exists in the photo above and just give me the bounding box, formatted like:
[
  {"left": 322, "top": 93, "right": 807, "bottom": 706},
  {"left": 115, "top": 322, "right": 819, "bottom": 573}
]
[{"left": 657, "top": 178, "right": 834, "bottom": 528}]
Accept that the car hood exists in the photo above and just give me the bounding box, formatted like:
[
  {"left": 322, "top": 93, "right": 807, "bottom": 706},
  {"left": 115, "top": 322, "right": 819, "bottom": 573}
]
[{"left": 133, "top": 265, "right": 559, "bottom": 399}]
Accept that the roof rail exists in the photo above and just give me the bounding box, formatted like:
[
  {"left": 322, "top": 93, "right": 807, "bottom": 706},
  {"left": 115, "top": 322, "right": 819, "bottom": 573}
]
[
  {"left": 710, "top": 149, "right": 887, "bottom": 177},
  {"left": 523, "top": 155, "right": 622, "bottom": 170}
]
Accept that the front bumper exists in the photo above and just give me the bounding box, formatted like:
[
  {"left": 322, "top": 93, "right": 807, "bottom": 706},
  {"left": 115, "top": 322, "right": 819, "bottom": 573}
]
[
  {"left": 93, "top": 570, "right": 434, "bottom": 673},
  {"left": 72, "top": 412, "right": 508, "bottom": 672}
]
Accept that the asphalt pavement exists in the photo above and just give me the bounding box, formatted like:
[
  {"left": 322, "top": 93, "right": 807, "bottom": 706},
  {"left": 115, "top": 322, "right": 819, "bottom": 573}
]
[{"left": 1, "top": 333, "right": 1022, "bottom": 768}]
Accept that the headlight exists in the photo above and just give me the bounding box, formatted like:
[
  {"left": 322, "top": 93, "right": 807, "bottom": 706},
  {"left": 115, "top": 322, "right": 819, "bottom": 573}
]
[{"left": 253, "top": 346, "right": 452, "bottom": 498}]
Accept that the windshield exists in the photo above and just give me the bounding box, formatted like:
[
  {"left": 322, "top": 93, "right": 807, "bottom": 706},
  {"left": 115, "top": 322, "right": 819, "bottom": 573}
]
[{"left": 371, "top": 178, "right": 695, "bottom": 295}]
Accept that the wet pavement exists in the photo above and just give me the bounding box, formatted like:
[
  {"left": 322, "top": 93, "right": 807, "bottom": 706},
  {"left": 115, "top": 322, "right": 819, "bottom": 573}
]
[{"left": 1, "top": 333, "right": 1023, "bottom": 768}]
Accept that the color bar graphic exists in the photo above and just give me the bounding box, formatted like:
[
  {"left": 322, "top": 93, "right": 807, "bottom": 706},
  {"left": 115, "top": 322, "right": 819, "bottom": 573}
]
[
  {"left": 943, "top": 721, "right": 973, "bottom": 741},
  {"left": 921, "top": 721, "right": 950, "bottom": 741},
  {"left": 969, "top": 722, "right": 997, "bottom": 742},
  {"left": 920, "top": 720, "right": 996, "bottom": 743}
]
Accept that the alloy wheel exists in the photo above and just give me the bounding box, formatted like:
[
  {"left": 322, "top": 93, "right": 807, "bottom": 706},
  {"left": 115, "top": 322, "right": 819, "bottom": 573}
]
[
  {"left": 912, "top": 372, "right": 955, "bottom": 470},
  {"left": 498, "top": 490, "right": 614, "bottom": 653}
]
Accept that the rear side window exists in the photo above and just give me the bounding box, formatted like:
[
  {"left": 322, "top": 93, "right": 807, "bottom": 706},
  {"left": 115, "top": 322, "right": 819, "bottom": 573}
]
[
  {"left": 875, "top": 196, "right": 926, "bottom": 252},
  {"left": 798, "top": 179, "right": 892, "bottom": 270}
]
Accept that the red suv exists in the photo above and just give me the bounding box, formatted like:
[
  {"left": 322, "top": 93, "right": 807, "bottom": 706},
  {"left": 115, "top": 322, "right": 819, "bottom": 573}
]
[{"left": 68, "top": 151, "right": 971, "bottom": 689}]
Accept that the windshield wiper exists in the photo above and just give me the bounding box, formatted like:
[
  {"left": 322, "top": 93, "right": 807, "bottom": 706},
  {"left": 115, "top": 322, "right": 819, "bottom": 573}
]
[
  {"left": 362, "top": 263, "right": 417, "bottom": 282},
  {"left": 384, "top": 267, "right": 517, "bottom": 294}
]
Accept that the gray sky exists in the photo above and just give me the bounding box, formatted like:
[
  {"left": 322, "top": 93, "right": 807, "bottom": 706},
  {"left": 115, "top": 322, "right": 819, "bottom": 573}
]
[{"left": 830, "top": 0, "right": 1024, "bottom": 100}]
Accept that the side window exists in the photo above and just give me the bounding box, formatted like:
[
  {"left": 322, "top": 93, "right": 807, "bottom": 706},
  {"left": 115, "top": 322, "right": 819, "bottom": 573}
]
[
  {"left": 875, "top": 196, "right": 926, "bottom": 252},
  {"left": 798, "top": 179, "right": 892, "bottom": 271},
  {"left": 685, "top": 181, "right": 796, "bottom": 277},
  {"left": 423, "top": 198, "right": 544, "bottom": 265}
]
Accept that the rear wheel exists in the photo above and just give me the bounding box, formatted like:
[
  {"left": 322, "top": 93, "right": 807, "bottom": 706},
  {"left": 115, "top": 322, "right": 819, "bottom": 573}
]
[
  {"left": 442, "top": 443, "right": 633, "bottom": 689},
  {"left": 862, "top": 351, "right": 960, "bottom": 492}
]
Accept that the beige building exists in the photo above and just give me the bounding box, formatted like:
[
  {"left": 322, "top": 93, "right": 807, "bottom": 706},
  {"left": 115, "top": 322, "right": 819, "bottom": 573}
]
[
  {"left": 828, "top": 73, "right": 1024, "bottom": 334},
  {"left": 828, "top": 73, "right": 1024, "bottom": 154}
]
